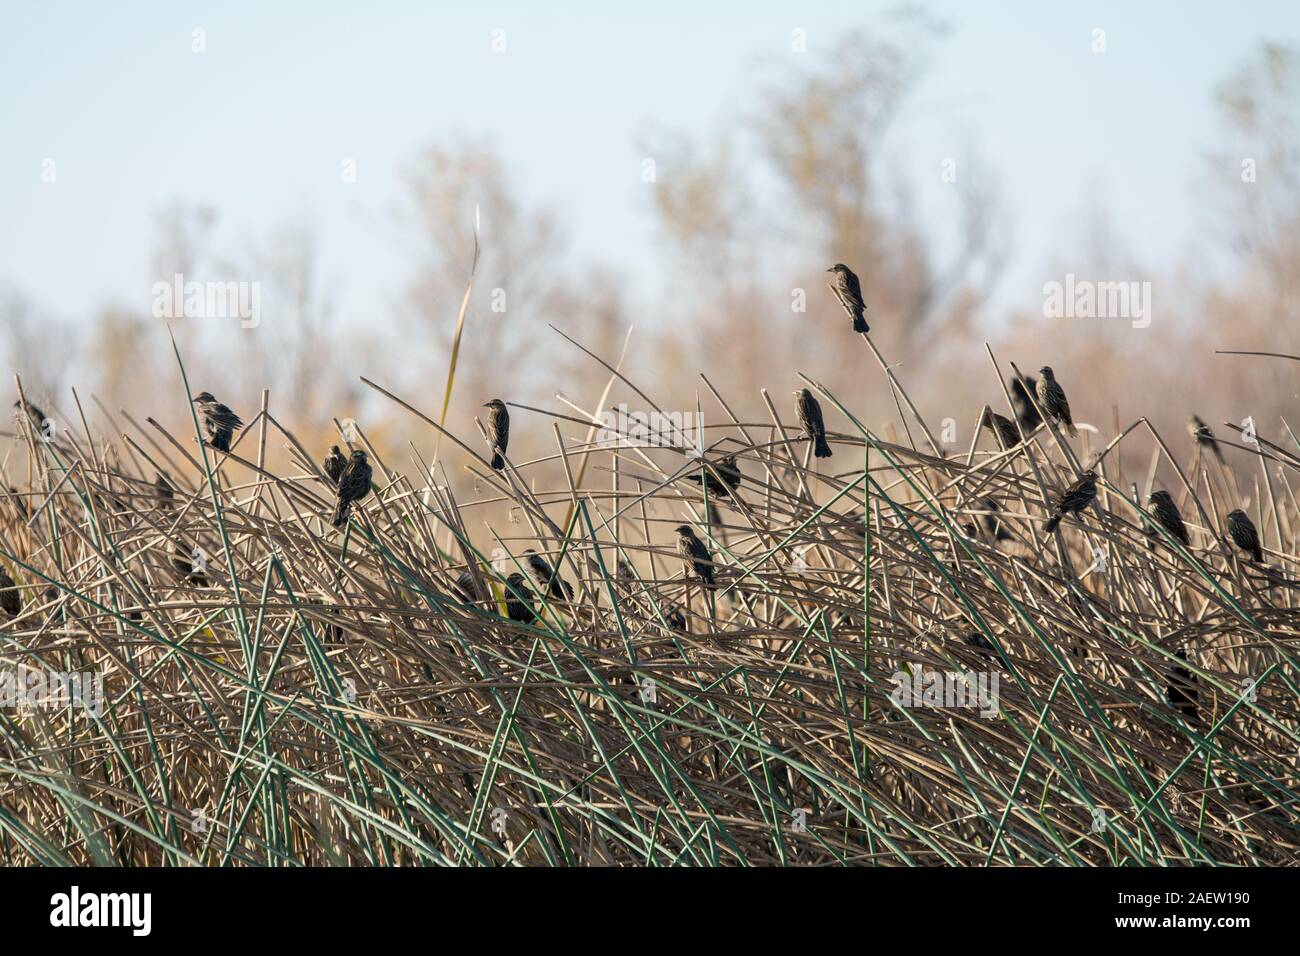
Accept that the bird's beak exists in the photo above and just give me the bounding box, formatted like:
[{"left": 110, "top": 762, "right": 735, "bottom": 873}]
[{"left": 825, "top": 268, "right": 833, "bottom": 273}]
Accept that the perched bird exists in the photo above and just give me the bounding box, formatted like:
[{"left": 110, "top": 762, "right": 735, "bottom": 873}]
[
  {"left": 192, "top": 391, "right": 243, "bottom": 452},
  {"left": 962, "top": 632, "right": 1010, "bottom": 667},
  {"left": 524, "top": 548, "right": 574, "bottom": 603},
  {"left": 684, "top": 454, "right": 742, "bottom": 498},
  {"left": 172, "top": 541, "right": 209, "bottom": 587},
  {"left": 981, "top": 407, "right": 1022, "bottom": 451},
  {"left": 332, "top": 450, "right": 373, "bottom": 528},
  {"left": 155, "top": 473, "right": 175, "bottom": 510},
  {"left": 1225, "top": 508, "right": 1263, "bottom": 563},
  {"left": 666, "top": 608, "right": 688, "bottom": 634},
  {"left": 1166, "top": 648, "right": 1200, "bottom": 722},
  {"left": 826, "top": 263, "right": 869, "bottom": 333},
  {"left": 453, "top": 569, "right": 484, "bottom": 603},
  {"left": 674, "top": 524, "right": 716, "bottom": 589},
  {"left": 794, "top": 388, "right": 832, "bottom": 458},
  {"left": 1010, "top": 375, "right": 1042, "bottom": 432},
  {"left": 0, "top": 570, "right": 21, "bottom": 617},
  {"left": 483, "top": 399, "right": 509, "bottom": 471},
  {"left": 1043, "top": 471, "right": 1097, "bottom": 534},
  {"left": 1035, "top": 367, "right": 1077, "bottom": 437},
  {"left": 503, "top": 572, "right": 538, "bottom": 624},
  {"left": 13, "top": 399, "right": 50, "bottom": 435},
  {"left": 1187, "top": 415, "right": 1225, "bottom": 465},
  {"left": 1146, "top": 490, "right": 1190, "bottom": 548},
  {"left": 323, "top": 445, "right": 346, "bottom": 485},
  {"left": 8, "top": 486, "right": 28, "bottom": 519}
]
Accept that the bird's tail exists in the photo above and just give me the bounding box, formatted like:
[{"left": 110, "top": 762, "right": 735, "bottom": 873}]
[
  {"left": 853, "top": 314, "right": 869, "bottom": 334},
  {"left": 490, "top": 451, "right": 505, "bottom": 471},
  {"left": 1065, "top": 422, "right": 1078, "bottom": 438},
  {"left": 332, "top": 500, "right": 349, "bottom": 528},
  {"left": 814, "top": 435, "right": 832, "bottom": 458},
  {"left": 1044, "top": 513, "right": 1062, "bottom": 534}
]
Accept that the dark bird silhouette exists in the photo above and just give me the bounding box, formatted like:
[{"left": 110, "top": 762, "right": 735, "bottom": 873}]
[
  {"left": 524, "top": 548, "right": 574, "bottom": 603},
  {"left": 666, "top": 608, "right": 688, "bottom": 634},
  {"left": 13, "top": 399, "right": 50, "bottom": 436},
  {"left": 675, "top": 524, "right": 716, "bottom": 589},
  {"left": 483, "top": 399, "right": 509, "bottom": 471},
  {"left": 1166, "top": 648, "right": 1199, "bottom": 721},
  {"left": 453, "top": 569, "right": 485, "bottom": 603},
  {"left": 1010, "top": 375, "right": 1042, "bottom": 432},
  {"left": 1035, "top": 367, "right": 1077, "bottom": 437},
  {"left": 155, "top": 473, "right": 175, "bottom": 510},
  {"left": 684, "top": 454, "right": 742, "bottom": 498},
  {"left": 0, "top": 570, "right": 21, "bottom": 617},
  {"left": 981, "top": 407, "right": 1021, "bottom": 450},
  {"left": 1043, "top": 470, "right": 1097, "bottom": 534},
  {"left": 323, "top": 445, "right": 346, "bottom": 485},
  {"left": 1187, "top": 415, "right": 1225, "bottom": 465},
  {"left": 1226, "top": 508, "right": 1263, "bottom": 563},
  {"left": 794, "top": 388, "right": 832, "bottom": 458},
  {"left": 192, "top": 391, "right": 243, "bottom": 452},
  {"left": 7, "top": 486, "right": 27, "bottom": 519},
  {"left": 826, "top": 263, "right": 869, "bottom": 333},
  {"left": 963, "top": 631, "right": 1011, "bottom": 667},
  {"left": 504, "top": 572, "right": 538, "bottom": 624},
  {"left": 972, "top": 497, "right": 1012, "bottom": 542},
  {"left": 332, "top": 449, "right": 373, "bottom": 528},
  {"left": 1146, "top": 490, "right": 1190, "bottom": 548}
]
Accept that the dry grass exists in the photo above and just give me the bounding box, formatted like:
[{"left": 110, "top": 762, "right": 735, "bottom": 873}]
[{"left": 0, "top": 333, "right": 1297, "bottom": 866}]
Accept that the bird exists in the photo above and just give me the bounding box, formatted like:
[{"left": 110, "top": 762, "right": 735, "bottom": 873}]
[
  {"left": 674, "top": 524, "right": 716, "bottom": 589},
  {"left": 971, "top": 497, "right": 1012, "bottom": 542},
  {"left": 332, "top": 449, "right": 373, "bottom": 528},
  {"left": 794, "top": 388, "right": 832, "bottom": 458},
  {"left": 1010, "top": 375, "right": 1042, "bottom": 432},
  {"left": 0, "top": 570, "right": 21, "bottom": 617},
  {"left": 483, "top": 399, "right": 509, "bottom": 471},
  {"left": 826, "top": 263, "right": 869, "bottom": 333},
  {"left": 684, "top": 454, "right": 742, "bottom": 498},
  {"left": 1043, "top": 470, "right": 1097, "bottom": 533},
  {"left": 1225, "top": 508, "right": 1263, "bottom": 563},
  {"left": 453, "top": 569, "right": 484, "bottom": 603},
  {"left": 524, "top": 548, "right": 574, "bottom": 603},
  {"left": 1035, "top": 367, "right": 1077, "bottom": 437},
  {"left": 1166, "top": 648, "right": 1199, "bottom": 722},
  {"left": 981, "top": 407, "right": 1022, "bottom": 451},
  {"left": 1146, "top": 490, "right": 1190, "bottom": 548},
  {"left": 155, "top": 473, "right": 175, "bottom": 510},
  {"left": 192, "top": 391, "right": 243, "bottom": 452},
  {"left": 1187, "top": 415, "right": 1225, "bottom": 465},
  {"left": 666, "top": 608, "right": 688, "bottom": 634},
  {"left": 172, "top": 541, "right": 209, "bottom": 587},
  {"left": 323, "top": 445, "right": 346, "bottom": 485},
  {"left": 13, "top": 399, "right": 50, "bottom": 436},
  {"left": 504, "top": 573, "right": 538, "bottom": 624}
]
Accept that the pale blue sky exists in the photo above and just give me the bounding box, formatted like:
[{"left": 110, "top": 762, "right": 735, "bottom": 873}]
[{"left": 2, "top": 1, "right": 1295, "bottom": 329}]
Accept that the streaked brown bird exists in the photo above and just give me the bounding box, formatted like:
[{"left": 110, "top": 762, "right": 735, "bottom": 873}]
[
  {"left": 1146, "top": 490, "right": 1190, "bottom": 547},
  {"left": 332, "top": 449, "right": 373, "bottom": 528},
  {"left": 684, "top": 454, "right": 742, "bottom": 497},
  {"left": 981, "top": 407, "right": 1021, "bottom": 450},
  {"left": 0, "top": 570, "right": 21, "bottom": 617},
  {"left": 1035, "top": 367, "right": 1077, "bottom": 437},
  {"left": 524, "top": 548, "right": 574, "bottom": 603},
  {"left": 1225, "top": 508, "right": 1263, "bottom": 563},
  {"left": 323, "top": 445, "right": 346, "bottom": 485},
  {"left": 452, "top": 569, "right": 485, "bottom": 603},
  {"left": 1187, "top": 415, "right": 1225, "bottom": 464},
  {"left": 192, "top": 391, "right": 243, "bottom": 452},
  {"left": 483, "top": 399, "right": 509, "bottom": 471},
  {"left": 794, "top": 388, "right": 832, "bottom": 458},
  {"left": 1043, "top": 470, "right": 1097, "bottom": 533},
  {"left": 155, "top": 473, "right": 175, "bottom": 510},
  {"left": 826, "top": 263, "right": 869, "bottom": 333},
  {"left": 674, "top": 524, "right": 716, "bottom": 589},
  {"left": 1010, "top": 375, "right": 1041, "bottom": 431},
  {"left": 1166, "top": 648, "right": 1199, "bottom": 722},
  {"left": 504, "top": 572, "right": 538, "bottom": 624}
]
